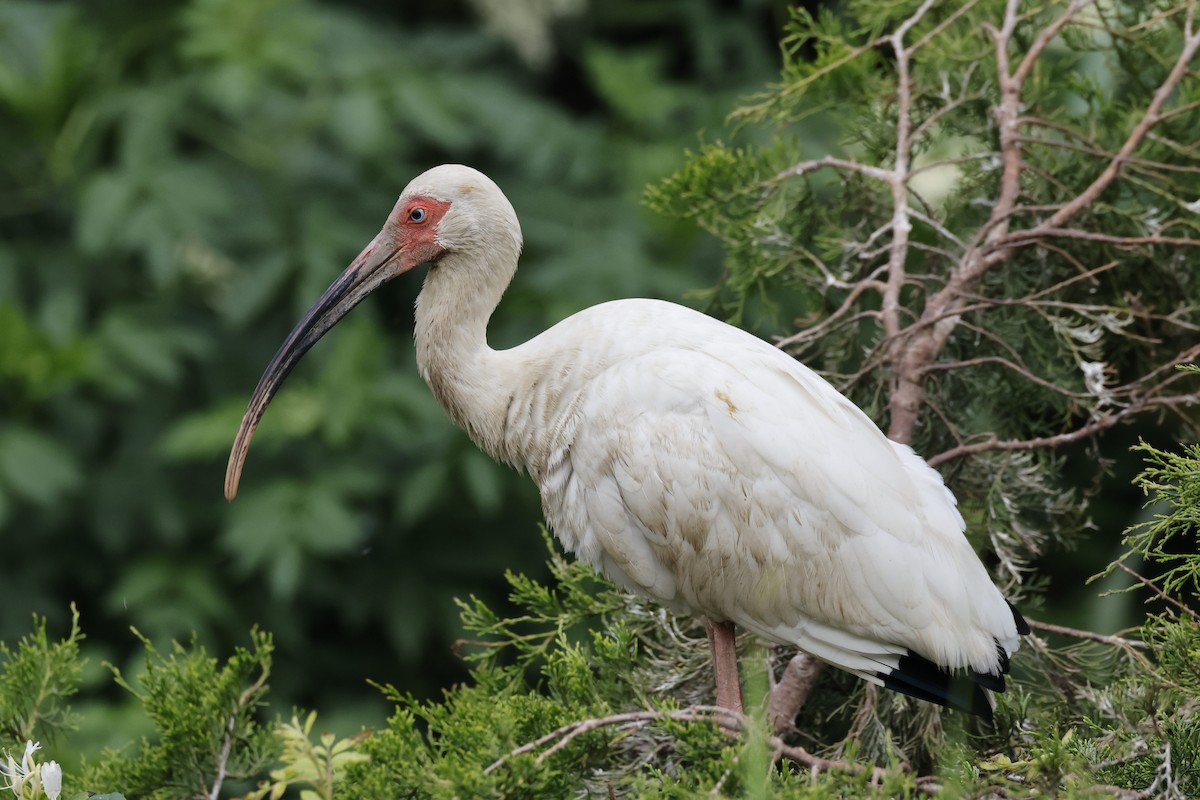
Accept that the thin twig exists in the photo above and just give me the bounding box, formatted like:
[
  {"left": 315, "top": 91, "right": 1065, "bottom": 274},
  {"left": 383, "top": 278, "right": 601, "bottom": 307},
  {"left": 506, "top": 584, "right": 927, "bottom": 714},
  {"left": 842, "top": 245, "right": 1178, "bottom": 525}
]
[
  {"left": 1025, "top": 618, "right": 1146, "bottom": 649},
  {"left": 772, "top": 155, "right": 894, "bottom": 185},
  {"left": 926, "top": 399, "right": 1183, "bottom": 468},
  {"left": 920, "top": 355, "right": 1093, "bottom": 398},
  {"left": 1114, "top": 562, "right": 1200, "bottom": 623},
  {"left": 208, "top": 714, "right": 237, "bottom": 800},
  {"left": 998, "top": 228, "right": 1200, "bottom": 249},
  {"left": 483, "top": 703, "right": 937, "bottom": 789},
  {"left": 483, "top": 707, "right": 739, "bottom": 774}
]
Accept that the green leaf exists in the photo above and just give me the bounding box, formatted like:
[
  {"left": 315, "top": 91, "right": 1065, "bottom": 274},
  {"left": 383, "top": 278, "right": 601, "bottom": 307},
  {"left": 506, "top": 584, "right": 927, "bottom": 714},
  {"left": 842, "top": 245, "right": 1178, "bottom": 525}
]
[
  {"left": 158, "top": 399, "right": 250, "bottom": 461},
  {"left": 461, "top": 450, "right": 503, "bottom": 514},
  {"left": 222, "top": 480, "right": 363, "bottom": 597},
  {"left": 76, "top": 171, "right": 139, "bottom": 254},
  {"left": 328, "top": 90, "right": 387, "bottom": 156},
  {"left": 0, "top": 425, "right": 81, "bottom": 506},
  {"left": 0, "top": 605, "right": 84, "bottom": 742},
  {"left": 582, "top": 44, "right": 680, "bottom": 130},
  {"left": 395, "top": 461, "right": 448, "bottom": 524}
]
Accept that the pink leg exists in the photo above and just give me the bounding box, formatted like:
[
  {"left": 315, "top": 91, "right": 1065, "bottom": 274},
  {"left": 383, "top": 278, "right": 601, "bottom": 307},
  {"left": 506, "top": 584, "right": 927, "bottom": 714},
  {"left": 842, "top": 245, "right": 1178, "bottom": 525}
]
[{"left": 705, "top": 620, "right": 744, "bottom": 713}]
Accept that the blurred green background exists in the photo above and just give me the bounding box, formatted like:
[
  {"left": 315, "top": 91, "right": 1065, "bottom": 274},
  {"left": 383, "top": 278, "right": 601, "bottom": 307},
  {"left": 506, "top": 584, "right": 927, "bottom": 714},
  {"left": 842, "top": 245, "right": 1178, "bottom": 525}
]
[
  {"left": 0, "top": 0, "right": 796, "bottom": 741},
  {"left": 0, "top": 0, "right": 1160, "bottom": 754}
]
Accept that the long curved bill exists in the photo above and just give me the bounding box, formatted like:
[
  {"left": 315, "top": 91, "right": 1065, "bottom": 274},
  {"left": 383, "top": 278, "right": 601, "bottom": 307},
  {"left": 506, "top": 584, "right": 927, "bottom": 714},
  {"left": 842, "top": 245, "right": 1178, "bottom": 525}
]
[{"left": 224, "top": 234, "right": 404, "bottom": 501}]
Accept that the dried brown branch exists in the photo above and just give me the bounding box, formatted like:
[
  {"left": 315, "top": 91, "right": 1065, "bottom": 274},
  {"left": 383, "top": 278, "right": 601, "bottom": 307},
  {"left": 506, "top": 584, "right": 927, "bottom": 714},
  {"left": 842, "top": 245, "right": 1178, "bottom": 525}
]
[
  {"left": 926, "top": 397, "right": 1188, "bottom": 468},
  {"left": 1113, "top": 562, "right": 1200, "bottom": 623},
  {"left": 882, "top": 0, "right": 1199, "bottom": 442},
  {"left": 482, "top": 708, "right": 733, "bottom": 774},
  {"left": 999, "top": 228, "right": 1200, "bottom": 249},
  {"left": 921, "top": 355, "right": 1092, "bottom": 398},
  {"left": 768, "top": 653, "right": 825, "bottom": 735},
  {"left": 772, "top": 155, "right": 893, "bottom": 185},
  {"left": 1024, "top": 618, "right": 1146, "bottom": 649},
  {"left": 483, "top": 703, "right": 935, "bottom": 789}
]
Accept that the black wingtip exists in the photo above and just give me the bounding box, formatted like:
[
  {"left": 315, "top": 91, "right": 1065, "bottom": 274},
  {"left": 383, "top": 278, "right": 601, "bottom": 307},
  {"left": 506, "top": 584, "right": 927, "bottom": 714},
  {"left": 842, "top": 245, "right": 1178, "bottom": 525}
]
[
  {"left": 874, "top": 602, "right": 1027, "bottom": 718},
  {"left": 879, "top": 651, "right": 1001, "bottom": 720},
  {"left": 1008, "top": 600, "right": 1031, "bottom": 635}
]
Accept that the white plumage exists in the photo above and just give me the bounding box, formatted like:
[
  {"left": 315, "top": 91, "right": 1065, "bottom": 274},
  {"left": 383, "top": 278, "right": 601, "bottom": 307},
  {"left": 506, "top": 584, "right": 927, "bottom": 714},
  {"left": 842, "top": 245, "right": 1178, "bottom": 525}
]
[{"left": 227, "top": 164, "right": 1027, "bottom": 718}]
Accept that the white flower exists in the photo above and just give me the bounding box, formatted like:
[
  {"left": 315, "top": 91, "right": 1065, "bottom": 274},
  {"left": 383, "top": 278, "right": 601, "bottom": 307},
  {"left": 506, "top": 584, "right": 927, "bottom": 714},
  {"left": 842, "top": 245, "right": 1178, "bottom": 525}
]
[
  {"left": 40, "top": 762, "right": 61, "bottom": 800},
  {"left": 0, "top": 753, "right": 18, "bottom": 795},
  {"left": 0, "top": 741, "right": 40, "bottom": 796}
]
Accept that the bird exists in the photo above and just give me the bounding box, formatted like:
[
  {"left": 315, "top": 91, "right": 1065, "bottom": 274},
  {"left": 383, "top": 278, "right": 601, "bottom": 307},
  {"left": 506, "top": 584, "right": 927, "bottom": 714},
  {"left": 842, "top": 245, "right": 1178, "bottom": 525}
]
[{"left": 225, "top": 164, "right": 1028, "bottom": 720}]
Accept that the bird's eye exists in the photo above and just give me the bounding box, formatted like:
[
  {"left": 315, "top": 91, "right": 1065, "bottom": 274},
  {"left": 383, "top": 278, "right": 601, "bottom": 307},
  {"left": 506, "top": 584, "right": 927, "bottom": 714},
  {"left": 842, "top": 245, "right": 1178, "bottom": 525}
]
[{"left": 409, "top": 207, "right": 427, "bottom": 223}]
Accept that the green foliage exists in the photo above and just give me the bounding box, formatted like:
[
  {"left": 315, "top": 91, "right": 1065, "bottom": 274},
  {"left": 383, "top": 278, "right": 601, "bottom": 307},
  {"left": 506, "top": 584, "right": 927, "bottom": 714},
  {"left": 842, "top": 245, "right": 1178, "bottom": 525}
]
[
  {"left": 455, "top": 529, "right": 626, "bottom": 671},
  {"left": 339, "top": 544, "right": 731, "bottom": 798},
  {"left": 239, "top": 712, "right": 369, "bottom": 800},
  {"left": 0, "top": 606, "right": 83, "bottom": 744},
  {"left": 81, "top": 630, "right": 276, "bottom": 800},
  {"left": 1121, "top": 442, "right": 1200, "bottom": 600}
]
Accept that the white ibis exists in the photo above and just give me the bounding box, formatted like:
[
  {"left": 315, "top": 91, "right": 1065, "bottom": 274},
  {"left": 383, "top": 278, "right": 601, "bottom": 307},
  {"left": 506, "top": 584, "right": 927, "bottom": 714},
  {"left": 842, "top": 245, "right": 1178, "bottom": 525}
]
[{"left": 226, "top": 164, "right": 1027, "bottom": 719}]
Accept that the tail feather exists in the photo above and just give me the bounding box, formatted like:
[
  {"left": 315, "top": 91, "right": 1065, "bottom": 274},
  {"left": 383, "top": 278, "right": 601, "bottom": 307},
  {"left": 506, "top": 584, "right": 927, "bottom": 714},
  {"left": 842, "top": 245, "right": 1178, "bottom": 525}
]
[
  {"left": 1009, "top": 601, "right": 1031, "bottom": 635},
  {"left": 876, "top": 604, "right": 1029, "bottom": 718},
  {"left": 879, "top": 650, "right": 999, "bottom": 720}
]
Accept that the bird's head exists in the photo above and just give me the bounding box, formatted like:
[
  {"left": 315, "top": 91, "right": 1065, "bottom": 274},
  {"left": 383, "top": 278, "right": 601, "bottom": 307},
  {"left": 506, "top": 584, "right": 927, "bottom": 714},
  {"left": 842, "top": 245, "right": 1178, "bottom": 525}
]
[{"left": 223, "top": 164, "right": 520, "bottom": 501}]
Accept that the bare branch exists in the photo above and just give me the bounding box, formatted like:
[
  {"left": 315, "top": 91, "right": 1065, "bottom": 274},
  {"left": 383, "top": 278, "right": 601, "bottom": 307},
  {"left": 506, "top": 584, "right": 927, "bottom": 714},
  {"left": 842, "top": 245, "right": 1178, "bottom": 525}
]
[
  {"left": 734, "top": 35, "right": 891, "bottom": 121},
  {"left": 484, "top": 703, "right": 936, "bottom": 790},
  {"left": 777, "top": 267, "right": 889, "bottom": 349},
  {"left": 1011, "top": 0, "right": 1096, "bottom": 87},
  {"left": 778, "top": 309, "right": 883, "bottom": 351},
  {"left": 927, "top": 393, "right": 1197, "bottom": 468},
  {"left": 921, "top": 355, "right": 1093, "bottom": 398},
  {"left": 208, "top": 715, "right": 237, "bottom": 800},
  {"left": 773, "top": 155, "right": 893, "bottom": 185},
  {"left": 1025, "top": 618, "right": 1146, "bottom": 649},
  {"left": 1113, "top": 562, "right": 1200, "bottom": 623},
  {"left": 999, "top": 228, "right": 1200, "bottom": 249},
  {"left": 907, "top": 208, "right": 966, "bottom": 249},
  {"left": 910, "top": 0, "right": 984, "bottom": 52},
  {"left": 1016, "top": 132, "right": 1200, "bottom": 175}
]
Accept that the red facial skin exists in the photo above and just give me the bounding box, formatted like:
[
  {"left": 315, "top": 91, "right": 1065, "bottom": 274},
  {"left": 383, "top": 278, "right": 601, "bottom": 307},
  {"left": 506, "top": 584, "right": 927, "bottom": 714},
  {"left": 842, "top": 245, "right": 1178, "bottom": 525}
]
[{"left": 392, "top": 196, "right": 452, "bottom": 270}]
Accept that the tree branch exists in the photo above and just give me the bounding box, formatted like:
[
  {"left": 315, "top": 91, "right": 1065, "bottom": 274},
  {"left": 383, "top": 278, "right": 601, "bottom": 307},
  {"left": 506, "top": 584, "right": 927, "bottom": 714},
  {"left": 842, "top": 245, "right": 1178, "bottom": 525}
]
[
  {"left": 1025, "top": 618, "right": 1146, "bottom": 649},
  {"left": 1113, "top": 562, "right": 1200, "bottom": 623},
  {"left": 208, "top": 714, "right": 237, "bottom": 800},
  {"left": 483, "top": 703, "right": 936, "bottom": 791}
]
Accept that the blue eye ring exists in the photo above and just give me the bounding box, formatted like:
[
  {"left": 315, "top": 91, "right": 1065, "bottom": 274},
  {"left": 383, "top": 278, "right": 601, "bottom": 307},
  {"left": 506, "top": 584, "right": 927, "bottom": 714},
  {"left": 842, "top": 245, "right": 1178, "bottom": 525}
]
[{"left": 409, "top": 207, "right": 427, "bottom": 223}]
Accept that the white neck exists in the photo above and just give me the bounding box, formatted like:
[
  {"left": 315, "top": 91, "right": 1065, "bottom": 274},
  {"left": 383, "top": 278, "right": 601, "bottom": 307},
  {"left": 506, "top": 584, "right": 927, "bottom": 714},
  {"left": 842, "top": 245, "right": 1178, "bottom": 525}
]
[{"left": 413, "top": 242, "right": 519, "bottom": 464}]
